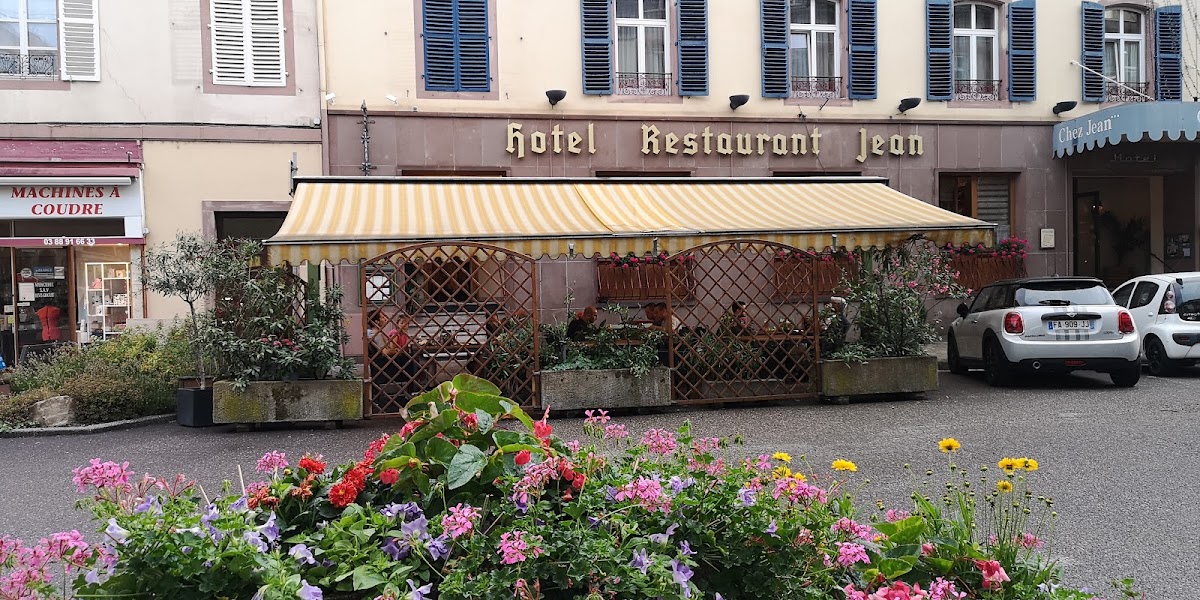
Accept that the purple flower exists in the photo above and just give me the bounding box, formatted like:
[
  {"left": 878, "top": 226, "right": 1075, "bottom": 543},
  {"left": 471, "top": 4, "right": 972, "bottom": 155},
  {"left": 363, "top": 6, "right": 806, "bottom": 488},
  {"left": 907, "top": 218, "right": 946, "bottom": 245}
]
[
  {"left": 738, "top": 486, "right": 756, "bottom": 507},
  {"left": 201, "top": 504, "right": 224, "bottom": 542},
  {"left": 289, "top": 543, "right": 317, "bottom": 566},
  {"left": 105, "top": 519, "right": 129, "bottom": 545},
  {"left": 648, "top": 523, "right": 678, "bottom": 545},
  {"left": 230, "top": 496, "right": 248, "bottom": 513},
  {"left": 401, "top": 514, "right": 430, "bottom": 543},
  {"left": 680, "top": 540, "right": 695, "bottom": 556},
  {"left": 670, "top": 559, "right": 694, "bottom": 598},
  {"left": 85, "top": 569, "right": 101, "bottom": 584},
  {"left": 587, "top": 516, "right": 601, "bottom": 529},
  {"left": 668, "top": 476, "right": 694, "bottom": 495},
  {"left": 133, "top": 496, "right": 154, "bottom": 513},
  {"left": 406, "top": 579, "right": 432, "bottom": 600},
  {"left": 257, "top": 512, "right": 279, "bottom": 543},
  {"left": 298, "top": 580, "right": 322, "bottom": 600},
  {"left": 630, "top": 548, "right": 650, "bottom": 574},
  {"left": 604, "top": 485, "right": 619, "bottom": 502},
  {"left": 382, "top": 537, "right": 411, "bottom": 561},
  {"left": 243, "top": 531, "right": 268, "bottom": 553},
  {"left": 428, "top": 536, "right": 450, "bottom": 561},
  {"left": 766, "top": 519, "right": 778, "bottom": 537},
  {"left": 381, "top": 502, "right": 423, "bottom": 521}
]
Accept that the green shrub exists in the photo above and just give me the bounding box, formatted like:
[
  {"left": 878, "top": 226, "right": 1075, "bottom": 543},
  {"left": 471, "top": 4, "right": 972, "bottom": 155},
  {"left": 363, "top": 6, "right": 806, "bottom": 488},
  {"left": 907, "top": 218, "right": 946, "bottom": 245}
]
[
  {"left": 0, "top": 387, "right": 52, "bottom": 427},
  {"left": 61, "top": 366, "right": 150, "bottom": 425}
]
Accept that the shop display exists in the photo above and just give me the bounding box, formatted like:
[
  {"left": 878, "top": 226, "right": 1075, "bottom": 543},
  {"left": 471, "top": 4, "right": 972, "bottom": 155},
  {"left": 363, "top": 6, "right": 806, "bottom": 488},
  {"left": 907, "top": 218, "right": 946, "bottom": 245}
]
[{"left": 85, "top": 262, "right": 130, "bottom": 338}]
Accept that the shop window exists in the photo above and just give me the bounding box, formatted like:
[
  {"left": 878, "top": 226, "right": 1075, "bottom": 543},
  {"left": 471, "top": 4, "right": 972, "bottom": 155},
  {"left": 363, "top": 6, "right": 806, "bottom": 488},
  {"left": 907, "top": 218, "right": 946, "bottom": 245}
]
[
  {"left": 208, "top": 0, "right": 288, "bottom": 88},
  {"left": 938, "top": 174, "right": 1011, "bottom": 239},
  {"left": 1102, "top": 8, "right": 1149, "bottom": 102},
  {"left": 789, "top": 0, "right": 840, "bottom": 99},
  {"left": 952, "top": 2, "right": 999, "bottom": 101},
  {"left": 421, "top": 0, "right": 490, "bottom": 92},
  {"left": 0, "top": 0, "right": 99, "bottom": 81}
]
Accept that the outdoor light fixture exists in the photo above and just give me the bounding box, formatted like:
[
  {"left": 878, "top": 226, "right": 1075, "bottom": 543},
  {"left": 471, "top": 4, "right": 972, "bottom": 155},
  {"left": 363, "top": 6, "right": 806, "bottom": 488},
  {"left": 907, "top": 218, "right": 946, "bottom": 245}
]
[
  {"left": 1053, "top": 101, "right": 1078, "bottom": 116},
  {"left": 898, "top": 97, "right": 921, "bottom": 114},
  {"left": 384, "top": 94, "right": 399, "bottom": 104},
  {"left": 729, "top": 94, "right": 750, "bottom": 110},
  {"left": 323, "top": 92, "right": 336, "bottom": 103},
  {"left": 546, "top": 89, "right": 567, "bottom": 106}
]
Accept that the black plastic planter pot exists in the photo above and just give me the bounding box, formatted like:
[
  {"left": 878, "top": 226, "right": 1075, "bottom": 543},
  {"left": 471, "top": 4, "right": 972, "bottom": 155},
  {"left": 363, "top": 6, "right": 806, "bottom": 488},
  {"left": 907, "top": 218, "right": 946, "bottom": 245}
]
[{"left": 176, "top": 387, "right": 214, "bottom": 427}]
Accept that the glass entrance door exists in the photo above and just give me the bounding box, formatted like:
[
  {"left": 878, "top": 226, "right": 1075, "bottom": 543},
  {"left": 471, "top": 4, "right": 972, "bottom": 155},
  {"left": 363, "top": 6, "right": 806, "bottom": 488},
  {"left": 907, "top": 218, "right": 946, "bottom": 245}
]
[
  {"left": 0, "top": 248, "right": 13, "bottom": 367},
  {"left": 14, "top": 248, "right": 72, "bottom": 360}
]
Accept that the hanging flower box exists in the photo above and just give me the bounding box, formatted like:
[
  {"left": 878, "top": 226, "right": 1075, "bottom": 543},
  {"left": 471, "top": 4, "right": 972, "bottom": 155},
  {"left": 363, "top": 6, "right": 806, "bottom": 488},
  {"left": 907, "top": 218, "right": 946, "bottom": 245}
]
[
  {"left": 595, "top": 253, "right": 695, "bottom": 302},
  {"left": 772, "top": 251, "right": 853, "bottom": 299},
  {"left": 943, "top": 238, "right": 1029, "bottom": 293}
]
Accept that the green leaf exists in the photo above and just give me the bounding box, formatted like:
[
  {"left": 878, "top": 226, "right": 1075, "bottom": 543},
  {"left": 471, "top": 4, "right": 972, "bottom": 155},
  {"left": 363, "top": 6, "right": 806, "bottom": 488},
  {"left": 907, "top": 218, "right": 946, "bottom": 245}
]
[
  {"left": 501, "top": 400, "right": 536, "bottom": 431},
  {"left": 425, "top": 436, "right": 458, "bottom": 465},
  {"left": 414, "top": 471, "right": 431, "bottom": 497},
  {"left": 885, "top": 515, "right": 927, "bottom": 545},
  {"left": 924, "top": 557, "right": 954, "bottom": 575},
  {"left": 474, "top": 408, "right": 494, "bottom": 434},
  {"left": 380, "top": 433, "right": 405, "bottom": 455},
  {"left": 878, "top": 557, "right": 915, "bottom": 579},
  {"left": 498, "top": 443, "right": 541, "bottom": 454},
  {"left": 454, "top": 392, "right": 506, "bottom": 416},
  {"left": 447, "top": 444, "right": 487, "bottom": 489},
  {"left": 406, "top": 410, "right": 458, "bottom": 445},
  {"left": 493, "top": 430, "right": 523, "bottom": 447},
  {"left": 452, "top": 374, "right": 501, "bottom": 396},
  {"left": 379, "top": 456, "right": 420, "bottom": 471},
  {"left": 351, "top": 565, "right": 387, "bottom": 590}
]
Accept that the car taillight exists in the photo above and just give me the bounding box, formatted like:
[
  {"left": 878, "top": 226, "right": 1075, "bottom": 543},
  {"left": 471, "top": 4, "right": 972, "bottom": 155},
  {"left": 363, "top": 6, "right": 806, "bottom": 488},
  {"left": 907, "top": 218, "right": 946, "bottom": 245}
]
[
  {"left": 1118, "top": 311, "right": 1135, "bottom": 334},
  {"left": 1003, "top": 312, "right": 1023, "bottom": 334}
]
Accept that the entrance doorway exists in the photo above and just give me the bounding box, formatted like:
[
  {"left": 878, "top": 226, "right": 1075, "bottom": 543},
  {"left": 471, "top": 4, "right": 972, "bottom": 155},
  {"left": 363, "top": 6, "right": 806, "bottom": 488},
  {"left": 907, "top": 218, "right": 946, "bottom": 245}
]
[
  {"left": 0, "top": 247, "right": 74, "bottom": 366},
  {"left": 1073, "top": 177, "right": 1154, "bottom": 288}
]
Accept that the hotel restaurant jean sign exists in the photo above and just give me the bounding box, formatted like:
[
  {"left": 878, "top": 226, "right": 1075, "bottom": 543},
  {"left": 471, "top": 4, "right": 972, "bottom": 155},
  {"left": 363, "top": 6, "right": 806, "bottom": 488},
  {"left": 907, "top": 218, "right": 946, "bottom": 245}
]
[{"left": 505, "top": 122, "right": 924, "bottom": 164}]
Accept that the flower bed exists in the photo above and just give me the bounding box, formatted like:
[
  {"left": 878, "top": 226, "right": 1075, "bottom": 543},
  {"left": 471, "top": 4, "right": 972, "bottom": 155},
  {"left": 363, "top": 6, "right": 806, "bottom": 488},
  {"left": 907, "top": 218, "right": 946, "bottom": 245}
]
[{"left": 1, "top": 376, "right": 1125, "bottom": 599}]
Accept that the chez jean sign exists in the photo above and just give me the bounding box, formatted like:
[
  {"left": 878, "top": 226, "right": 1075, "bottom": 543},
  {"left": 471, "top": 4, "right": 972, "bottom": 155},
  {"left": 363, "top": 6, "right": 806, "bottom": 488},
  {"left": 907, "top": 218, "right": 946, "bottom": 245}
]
[
  {"left": 1, "top": 184, "right": 142, "bottom": 218},
  {"left": 505, "top": 122, "right": 925, "bottom": 164}
]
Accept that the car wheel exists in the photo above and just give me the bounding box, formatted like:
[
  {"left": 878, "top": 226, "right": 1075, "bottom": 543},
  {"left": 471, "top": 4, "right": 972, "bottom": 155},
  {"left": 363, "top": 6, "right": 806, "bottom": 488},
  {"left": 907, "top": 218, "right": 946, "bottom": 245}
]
[
  {"left": 946, "top": 334, "right": 968, "bottom": 375},
  {"left": 983, "top": 338, "right": 1011, "bottom": 387},
  {"left": 1110, "top": 366, "right": 1140, "bottom": 388},
  {"left": 1145, "top": 337, "right": 1176, "bottom": 377}
]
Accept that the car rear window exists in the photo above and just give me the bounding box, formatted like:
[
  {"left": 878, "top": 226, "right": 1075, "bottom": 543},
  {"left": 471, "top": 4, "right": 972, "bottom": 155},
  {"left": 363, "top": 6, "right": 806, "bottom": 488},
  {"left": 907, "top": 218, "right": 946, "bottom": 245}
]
[
  {"left": 1167, "top": 280, "right": 1200, "bottom": 313},
  {"left": 1014, "top": 282, "right": 1113, "bottom": 307}
]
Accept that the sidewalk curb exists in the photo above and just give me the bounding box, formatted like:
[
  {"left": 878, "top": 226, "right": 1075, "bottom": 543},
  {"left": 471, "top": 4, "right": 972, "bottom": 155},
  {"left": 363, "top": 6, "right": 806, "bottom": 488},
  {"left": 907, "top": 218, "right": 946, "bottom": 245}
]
[{"left": 0, "top": 414, "right": 174, "bottom": 438}]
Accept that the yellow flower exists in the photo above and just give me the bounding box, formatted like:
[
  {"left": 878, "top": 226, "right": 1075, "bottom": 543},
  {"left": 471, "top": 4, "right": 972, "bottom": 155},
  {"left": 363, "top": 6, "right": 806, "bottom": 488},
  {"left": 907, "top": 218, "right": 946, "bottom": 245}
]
[
  {"left": 772, "top": 452, "right": 792, "bottom": 463},
  {"left": 996, "top": 480, "right": 1014, "bottom": 493},
  {"left": 832, "top": 459, "right": 858, "bottom": 472},
  {"left": 772, "top": 466, "right": 793, "bottom": 480},
  {"left": 1019, "top": 457, "right": 1039, "bottom": 472},
  {"left": 998, "top": 457, "right": 1019, "bottom": 473},
  {"left": 938, "top": 438, "right": 962, "bottom": 453},
  {"left": 791, "top": 471, "right": 807, "bottom": 482}
]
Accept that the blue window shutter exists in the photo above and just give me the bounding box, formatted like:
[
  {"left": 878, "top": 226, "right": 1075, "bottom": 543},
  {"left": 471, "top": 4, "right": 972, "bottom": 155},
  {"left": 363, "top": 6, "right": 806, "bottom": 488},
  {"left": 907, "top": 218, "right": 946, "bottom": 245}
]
[
  {"left": 422, "top": 0, "right": 457, "bottom": 91},
  {"left": 760, "top": 0, "right": 788, "bottom": 97},
  {"left": 847, "top": 0, "right": 878, "bottom": 100},
  {"left": 1080, "top": 2, "right": 1104, "bottom": 102},
  {"left": 581, "top": 0, "right": 613, "bottom": 95},
  {"left": 676, "top": 0, "right": 709, "bottom": 96},
  {"left": 1007, "top": 0, "right": 1036, "bottom": 102},
  {"left": 1155, "top": 6, "right": 1183, "bottom": 101},
  {"left": 925, "top": 0, "right": 952, "bottom": 101},
  {"left": 456, "top": 0, "right": 490, "bottom": 92}
]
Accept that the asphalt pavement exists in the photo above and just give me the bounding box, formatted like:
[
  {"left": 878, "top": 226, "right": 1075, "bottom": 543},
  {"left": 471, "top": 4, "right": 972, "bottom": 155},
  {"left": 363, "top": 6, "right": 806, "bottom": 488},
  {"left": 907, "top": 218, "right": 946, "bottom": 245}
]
[{"left": 1, "top": 369, "right": 1196, "bottom": 597}]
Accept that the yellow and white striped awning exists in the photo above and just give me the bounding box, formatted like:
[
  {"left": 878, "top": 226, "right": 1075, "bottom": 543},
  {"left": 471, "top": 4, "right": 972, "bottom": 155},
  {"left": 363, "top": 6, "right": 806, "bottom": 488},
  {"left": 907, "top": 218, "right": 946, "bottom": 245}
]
[{"left": 266, "top": 177, "right": 994, "bottom": 264}]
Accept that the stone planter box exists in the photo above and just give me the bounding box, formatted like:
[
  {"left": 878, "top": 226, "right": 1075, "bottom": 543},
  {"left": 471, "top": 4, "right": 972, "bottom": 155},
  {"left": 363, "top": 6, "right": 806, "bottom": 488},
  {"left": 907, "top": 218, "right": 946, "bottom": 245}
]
[
  {"left": 541, "top": 367, "right": 670, "bottom": 411},
  {"left": 212, "top": 380, "right": 363, "bottom": 425},
  {"left": 820, "top": 355, "right": 938, "bottom": 402}
]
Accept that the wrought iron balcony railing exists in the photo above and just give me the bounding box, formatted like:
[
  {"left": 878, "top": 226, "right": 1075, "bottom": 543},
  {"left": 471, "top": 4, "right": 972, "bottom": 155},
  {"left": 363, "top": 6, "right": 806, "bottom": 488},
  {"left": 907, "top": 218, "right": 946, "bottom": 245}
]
[
  {"left": 1105, "top": 81, "right": 1152, "bottom": 103},
  {"left": 790, "top": 76, "right": 842, "bottom": 99},
  {"left": 0, "top": 52, "right": 57, "bottom": 78},
  {"left": 954, "top": 79, "right": 1001, "bottom": 102},
  {"left": 616, "top": 72, "right": 672, "bottom": 96}
]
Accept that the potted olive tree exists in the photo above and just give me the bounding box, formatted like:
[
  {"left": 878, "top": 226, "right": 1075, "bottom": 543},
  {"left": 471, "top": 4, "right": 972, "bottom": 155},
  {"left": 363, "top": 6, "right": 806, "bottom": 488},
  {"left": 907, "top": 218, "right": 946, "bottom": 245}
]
[
  {"left": 820, "top": 241, "right": 969, "bottom": 403},
  {"left": 143, "top": 233, "right": 230, "bottom": 427}
]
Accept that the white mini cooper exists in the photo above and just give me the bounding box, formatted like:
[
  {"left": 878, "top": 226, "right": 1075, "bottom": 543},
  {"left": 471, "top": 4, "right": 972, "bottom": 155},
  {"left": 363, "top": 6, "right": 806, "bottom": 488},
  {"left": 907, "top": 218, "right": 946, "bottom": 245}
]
[
  {"left": 946, "top": 277, "right": 1141, "bottom": 387},
  {"left": 1112, "top": 273, "right": 1200, "bottom": 376}
]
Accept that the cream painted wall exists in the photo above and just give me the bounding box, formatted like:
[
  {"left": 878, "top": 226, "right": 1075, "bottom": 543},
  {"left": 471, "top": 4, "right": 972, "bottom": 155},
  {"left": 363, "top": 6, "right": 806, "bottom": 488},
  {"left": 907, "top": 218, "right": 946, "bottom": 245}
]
[
  {"left": 1, "top": 0, "right": 321, "bottom": 125},
  {"left": 320, "top": 0, "right": 1191, "bottom": 122},
  {"left": 140, "top": 141, "right": 322, "bottom": 319}
]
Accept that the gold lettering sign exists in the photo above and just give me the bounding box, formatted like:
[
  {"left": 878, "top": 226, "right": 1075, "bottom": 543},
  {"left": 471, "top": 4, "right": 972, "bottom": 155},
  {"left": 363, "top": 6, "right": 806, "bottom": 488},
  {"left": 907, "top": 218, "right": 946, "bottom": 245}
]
[{"left": 503, "top": 122, "right": 921, "bottom": 163}]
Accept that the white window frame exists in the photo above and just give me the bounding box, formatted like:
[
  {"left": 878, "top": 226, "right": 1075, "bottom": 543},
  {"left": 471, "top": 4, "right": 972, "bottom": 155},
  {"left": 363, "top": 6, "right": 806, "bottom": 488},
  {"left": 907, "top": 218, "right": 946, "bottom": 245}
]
[
  {"left": 1103, "top": 7, "right": 1144, "bottom": 84},
  {"left": 0, "top": 0, "right": 58, "bottom": 78},
  {"left": 788, "top": 0, "right": 839, "bottom": 82},
  {"left": 614, "top": 0, "right": 670, "bottom": 77},
  {"left": 209, "top": 0, "right": 287, "bottom": 88},
  {"left": 952, "top": 2, "right": 998, "bottom": 83}
]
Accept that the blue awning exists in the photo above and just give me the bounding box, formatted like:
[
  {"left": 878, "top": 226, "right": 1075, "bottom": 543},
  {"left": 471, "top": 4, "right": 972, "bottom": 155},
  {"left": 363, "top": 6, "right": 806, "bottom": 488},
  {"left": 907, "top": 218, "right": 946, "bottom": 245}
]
[{"left": 1053, "top": 102, "right": 1200, "bottom": 158}]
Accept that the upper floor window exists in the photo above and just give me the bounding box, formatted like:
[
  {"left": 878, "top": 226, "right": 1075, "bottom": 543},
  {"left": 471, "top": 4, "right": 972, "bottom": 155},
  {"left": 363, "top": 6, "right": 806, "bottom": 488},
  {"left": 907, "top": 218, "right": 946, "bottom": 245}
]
[
  {"left": 1103, "top": 7, "right": 1149, "bottom": 102},
  {"left": 210, "top": 0, "right": 287, "bottom": 87},
  {"left": 422, "top": 0, "right": 490, "bottom": 92},
  {"left": 0, "top": 0, "right": 57, "bottom": 78},
  {"left": 952, "top": 2, "right": 998, "bottom": 101},
  {"left": 788, "top": 0, "right": 839, "bottom": 99},
  {"left": 615, "top": 0, "right": 669, "bottom": 96}
]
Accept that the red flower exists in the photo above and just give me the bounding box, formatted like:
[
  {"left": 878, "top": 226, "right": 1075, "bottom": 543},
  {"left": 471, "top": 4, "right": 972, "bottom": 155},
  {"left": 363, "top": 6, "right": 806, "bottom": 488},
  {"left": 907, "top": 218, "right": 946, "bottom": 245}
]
[
  {"left": 462, "top": 412, "right": 479, "bottom": 430},
  {"left": 398, "top": 419, "right": 424, "bottom": 439},
  {"left": 364, "top": 433, "right": 391, "bottom": 461},
  {"left": 534, "top": 421, "right": 552, "bottom": 439},
  {"left": 572, "top": 473, "right": 586, "bottom": 489},
  {"left": 379, "top": 468, "right": 400, "bottom": 485},
  {"left": 514, "top": 450, "right": 531, "bottom": 466},
  {"left": 329, "top": 482, "right": 358, "bottom": 508},
  {"left": 299, "top": 455, "right": 326, "bottom": 475}
]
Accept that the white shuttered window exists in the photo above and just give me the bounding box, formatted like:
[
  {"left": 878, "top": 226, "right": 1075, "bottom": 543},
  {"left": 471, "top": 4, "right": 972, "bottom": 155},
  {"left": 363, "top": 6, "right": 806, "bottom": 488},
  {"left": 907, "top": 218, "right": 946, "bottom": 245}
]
[
  {"left": 59, "top": 0, "right": 99, "bottom": 80},
  {"left": 210, "top": 0, "right": 286, "bottom": 87}
]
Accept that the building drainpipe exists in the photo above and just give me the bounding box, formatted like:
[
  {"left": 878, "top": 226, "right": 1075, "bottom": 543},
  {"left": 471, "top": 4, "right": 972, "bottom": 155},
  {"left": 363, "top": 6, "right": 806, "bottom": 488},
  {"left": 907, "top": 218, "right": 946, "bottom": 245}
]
[{"left": 316, "top": 0, "right": 331, "bottom": 175}]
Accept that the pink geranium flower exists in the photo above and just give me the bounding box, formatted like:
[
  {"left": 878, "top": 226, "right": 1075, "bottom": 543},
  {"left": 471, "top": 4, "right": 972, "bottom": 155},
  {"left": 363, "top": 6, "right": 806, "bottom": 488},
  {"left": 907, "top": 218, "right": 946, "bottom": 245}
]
[{"left": 974, "top": 559, "right": 1011, "bottom": 590}]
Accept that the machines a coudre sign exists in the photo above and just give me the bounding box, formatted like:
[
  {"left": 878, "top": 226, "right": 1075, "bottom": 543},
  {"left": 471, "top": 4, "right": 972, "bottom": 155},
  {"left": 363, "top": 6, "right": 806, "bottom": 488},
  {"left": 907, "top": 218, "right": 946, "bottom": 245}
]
[{"left": 1, "top": 184, "right": 142, "bottom": 218}]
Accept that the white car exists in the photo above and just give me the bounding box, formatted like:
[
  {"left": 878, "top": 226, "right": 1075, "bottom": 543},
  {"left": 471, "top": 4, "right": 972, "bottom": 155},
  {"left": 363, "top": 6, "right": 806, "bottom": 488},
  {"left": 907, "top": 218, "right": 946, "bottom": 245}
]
[
  {"left": 946, "top": 277, "right": 1141, "bottom": 387},
  {"left": 1112, "top": 272, "right": 1200, "bottom": 376}
]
